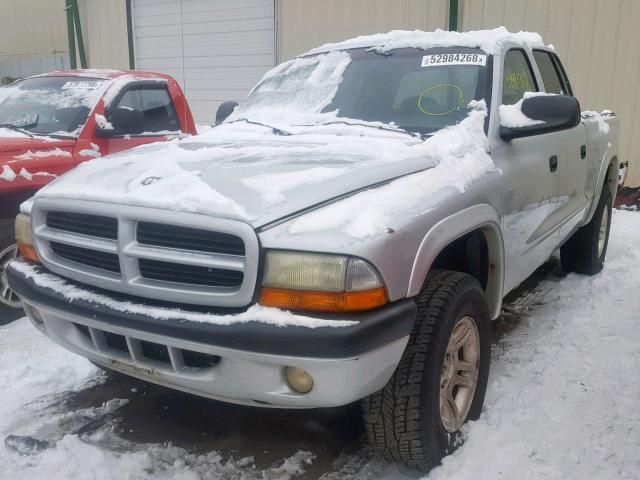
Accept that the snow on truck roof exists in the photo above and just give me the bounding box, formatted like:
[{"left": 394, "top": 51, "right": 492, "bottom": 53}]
[
  {"left": 29, "top": 69, "right": 175, "bottom": 81},
  {"left": 305, "top": 26, "right": 551, "bottom": 56}
]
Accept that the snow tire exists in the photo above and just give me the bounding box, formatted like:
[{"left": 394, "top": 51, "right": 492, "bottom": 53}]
[{"left": 362, "top": 270, "right": 491, "bottom": 472}]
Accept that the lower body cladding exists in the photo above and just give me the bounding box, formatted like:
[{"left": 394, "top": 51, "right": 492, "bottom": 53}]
[{"left": 9, "top": 263, "right": 416, "bottom": 409}]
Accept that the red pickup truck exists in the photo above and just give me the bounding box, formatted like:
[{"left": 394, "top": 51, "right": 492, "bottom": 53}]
[{"left": 0, "top": 70, "right": 197, "bottom": 307}]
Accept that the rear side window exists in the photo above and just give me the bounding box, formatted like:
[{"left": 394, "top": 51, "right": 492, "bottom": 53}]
[
  {"left": 110, "top": 87, "right": 180, "bottom": 134},
  {"left": 502, "top": 49, "right": 538, "bottom": 105},
  {"left": 533, "top": 51, "right": 568, "bottom": 95}
]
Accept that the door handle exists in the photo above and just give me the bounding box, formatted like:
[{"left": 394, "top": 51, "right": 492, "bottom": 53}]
[
  {"left": 580, "top": 145, "right": 587, "bottom": 159},
  {"left": 549, "top": 155, "right": 558, "bottom": 173}
]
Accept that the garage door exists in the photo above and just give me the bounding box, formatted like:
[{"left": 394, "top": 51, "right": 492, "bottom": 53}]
[{"left": 132, "top": 0, "right": 276, "bottom": 124}]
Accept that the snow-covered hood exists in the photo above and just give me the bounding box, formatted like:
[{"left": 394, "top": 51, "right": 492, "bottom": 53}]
[{"left": 35, "top": 105, "right": 495, "bottom": 230}]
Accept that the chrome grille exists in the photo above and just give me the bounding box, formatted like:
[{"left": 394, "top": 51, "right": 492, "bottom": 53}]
[
  {"left": 138, "top": 258, "right": 244, "bottom": 287},
  {"left": 46, "top": 211, "right": 118, "bottom": 239},
  {"left": 50, "top": 241, "right": 121, "bottom": 273},
  {"left": 137, "top": 222, "right": 245, "bottom": 256},
  {"left": 31, "top": 199, "right": 259, "bottom": 307}
]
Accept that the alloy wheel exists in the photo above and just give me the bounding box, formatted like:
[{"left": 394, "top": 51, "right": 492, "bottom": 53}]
[{"left": 440, "top": 315, "right": 481, "bottom": 432}]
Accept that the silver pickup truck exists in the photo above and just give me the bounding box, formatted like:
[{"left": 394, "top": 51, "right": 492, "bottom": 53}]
[{"left": 8, "top": 29, "right": 619, "bottom": 471}]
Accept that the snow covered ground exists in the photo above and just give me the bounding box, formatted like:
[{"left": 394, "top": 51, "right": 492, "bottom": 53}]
[{"left": 1, "top": 209, "right": 639, "bottom": 479}]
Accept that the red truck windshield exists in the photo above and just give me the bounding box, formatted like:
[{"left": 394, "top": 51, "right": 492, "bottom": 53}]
[{"left": 0, "top": 76, "right": 108, "bottom": 137}]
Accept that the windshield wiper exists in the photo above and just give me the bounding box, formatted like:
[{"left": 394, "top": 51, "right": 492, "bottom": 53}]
[
  {"left": 0, "top": 123, "right": 34, "bottom": 137},
  {"left": 293, "top": 120, "right": 423, "bottom": 140},
  {"left": 227, "top": 118, "right": 292, "bottom": 136}
]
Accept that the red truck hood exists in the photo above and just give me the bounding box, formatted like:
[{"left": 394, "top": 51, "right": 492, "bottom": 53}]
[{"left": 0, "top": 136, "right": 77, "bottom": 194}]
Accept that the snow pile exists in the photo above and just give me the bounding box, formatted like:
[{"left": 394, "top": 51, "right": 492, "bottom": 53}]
[
  {"left": 1, "top": 164, "right": 16, "bottom": 181},
  {"left": 306, "top": 27, "right": 550, "bottom": 56},
  {"left": 17, "top": 168, "right": 57, "bottom": 181},
  {"left": 196, "top": 124, "right": 214, "bottom": 134},
  {"left": 94, "top": 113, "right": 113, "bottom": 129},
  {"left": 78, "top": 142, "right": 101, "bottom": 158},
  {"left": 0, "top": 127, "right": 30, "bottom": 138},
  {"left": 582, "top": 110, "right": 613, "bottom": 134},
  {"left": 288, "top": 100, "right": 494, "bottom": 239},
  {"left": 0, "top": 79, "right": 108, "bottom": 112},
  {"left": 230, "top": 51, "right": 352, "bottom": 126},
  {"left": 13, "top": 148, "right": 72, "bottom": 160},
  {"left": 9, "top": 261, "right": 357, "bottom": 328},
  {"left": 499, "top": 92, "right": 549, "bottom": 128},
  {"left": 0, "top": 165, "right": 57, "bottom": 182},
  {"left": 241, "top": 167, "right": 348, "bottom": 206},
  {"left": 36, "top": 141, "right": 253, "bottom": 222},
  {"left": 423, "top": 210, "right": 640, "bottom": 479}
]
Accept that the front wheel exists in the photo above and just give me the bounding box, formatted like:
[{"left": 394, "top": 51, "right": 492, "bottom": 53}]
[{"left": 362, "top": 270, "right": 491, "bottom": 472}]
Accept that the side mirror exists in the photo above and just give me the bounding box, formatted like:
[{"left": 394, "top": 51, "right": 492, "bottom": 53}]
[
  {"left": 500, "top": 95, "right": 581, "bottom": 141},
  {"left": 96, "top": 107, "right": 145, "bottom": 137},
  {"left": 215, "top": 101, "right": 238, "bottom": 126}
]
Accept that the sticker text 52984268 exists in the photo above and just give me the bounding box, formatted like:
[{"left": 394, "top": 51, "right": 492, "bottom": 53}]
[{"left": 421, "top": 54, "right": 487, "bottom": 67}]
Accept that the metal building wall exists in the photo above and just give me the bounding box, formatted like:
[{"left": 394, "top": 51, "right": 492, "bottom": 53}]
[
  {"left": 78, "top": 0, "right": 130, "bottom": 70},
  {"left": 277, "top": 0, "right": 448, "bottom": 61},
  {"left": 0, "top": 0, "right": 69, "bottom": 79},
  {"left": 460, "top": 0, "right": 640, "bottom": 186}
]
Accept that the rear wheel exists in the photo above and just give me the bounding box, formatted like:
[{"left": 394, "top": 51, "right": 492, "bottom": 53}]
[
  {"left": 362, "top": 270, "right": 491, "bottom": 472},
  {"left": 561, "top": 185, "right": 613, "bottom": 275},
  {"left": 0, "top": 220, "right": 21, "bottom": 308}
]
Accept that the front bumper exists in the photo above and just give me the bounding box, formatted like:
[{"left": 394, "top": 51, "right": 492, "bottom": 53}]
[{"left": 8, "top": 261, "right": 416, "bottom": 408}]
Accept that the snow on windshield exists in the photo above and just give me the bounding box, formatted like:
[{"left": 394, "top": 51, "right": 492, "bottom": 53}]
[
  {"left": 0, "top": 77, "right": 108, "bottom": 136},
  {"left": 228, "top": 51, "right": 352, "bottom": 126}
]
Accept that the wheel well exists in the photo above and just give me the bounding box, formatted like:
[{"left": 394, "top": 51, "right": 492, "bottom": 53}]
[
  {"left": 605, "top": 157, "right": 618, "bottom": 196},
  {"left": 431, "top": 229, "right": 489, "bottom": 290}
]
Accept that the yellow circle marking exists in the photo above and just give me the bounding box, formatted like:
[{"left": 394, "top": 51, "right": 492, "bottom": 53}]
[{"left": 417, "top": 84, "right": 465, "bottom": 116}]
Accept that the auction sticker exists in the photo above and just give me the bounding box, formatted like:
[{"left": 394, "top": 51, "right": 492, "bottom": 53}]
[
  {"left": 421, "top": 54, "right": 487, "bottom": 67},
  {"left": 62, "top": 81, "right": 102, "bottom": 90}
]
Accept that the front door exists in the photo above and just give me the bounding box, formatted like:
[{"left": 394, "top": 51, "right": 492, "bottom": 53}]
[
  {"left": 95, "top": 83, "right": 184, "bottom": 157},
  {"left": 494, "top": 49, "right": 561, "bottom": 293}
]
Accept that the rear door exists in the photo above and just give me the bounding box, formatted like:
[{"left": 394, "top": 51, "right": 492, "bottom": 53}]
[{"left": 533, "top": 50, "right": 589, "bottom": 244}]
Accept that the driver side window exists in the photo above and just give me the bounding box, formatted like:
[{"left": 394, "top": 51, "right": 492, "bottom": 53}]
[
  {"left": 502, "top": 49, "right": 538, "bottom": 105},
  {"left": 108, "top": 86, "right": 180, "bottom": 134}
]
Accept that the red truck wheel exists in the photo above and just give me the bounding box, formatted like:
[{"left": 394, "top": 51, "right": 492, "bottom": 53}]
[{"left": 0, "top": 221, "right": 21, "bottom": 308}]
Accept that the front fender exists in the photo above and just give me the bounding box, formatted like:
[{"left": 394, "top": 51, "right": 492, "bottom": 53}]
[{"left": 407, "top": 204, "right": 505, "bottom": 319}]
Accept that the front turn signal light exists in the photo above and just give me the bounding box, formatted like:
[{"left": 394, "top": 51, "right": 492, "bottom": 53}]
[
  {"left": 15, "top": 213, "right": 39, "bottom": 263},
  {"left": 259, "top": 286, "right": 387, "bottom": 312}
]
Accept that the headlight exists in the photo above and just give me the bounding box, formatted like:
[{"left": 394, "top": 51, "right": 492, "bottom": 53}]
[
  {"left": 259, "top": 251, "right": 387, "bottom": 312},
  {"left": 15, "top": 213, "right": 39, "bottom": 262}
]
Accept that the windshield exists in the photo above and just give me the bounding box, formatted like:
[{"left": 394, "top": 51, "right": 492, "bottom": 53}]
[
  {"left": 231, "top": 47, "right": 490, "bottom": 135},
  {"left": 0, "top": 76, "right": 108, "bottom": 137}
]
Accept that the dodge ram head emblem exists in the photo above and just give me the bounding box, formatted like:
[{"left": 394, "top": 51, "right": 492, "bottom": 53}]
[{"left": 140, "top": 176, "right": 161, "bottom": 185}]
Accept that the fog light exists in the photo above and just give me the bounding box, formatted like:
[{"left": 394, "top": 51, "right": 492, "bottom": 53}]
[
  {"left": 23, "top": 303, "right": 44, "bottom": 331},
  {"left": 285, "top": 366, "right": 313, "bottom": 394}
]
